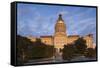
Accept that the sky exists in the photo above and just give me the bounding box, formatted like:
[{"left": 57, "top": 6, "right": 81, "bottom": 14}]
[{"left": 17, "top": 3, "right": 97, "bottom": 43}]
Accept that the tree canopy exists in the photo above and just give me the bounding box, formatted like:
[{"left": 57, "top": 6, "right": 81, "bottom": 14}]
[{"left": 16, "top": 35, "right": 55, "bottom": 65}]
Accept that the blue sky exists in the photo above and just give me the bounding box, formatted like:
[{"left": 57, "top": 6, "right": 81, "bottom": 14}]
[{"left": 17, "top": 3, "right": 96, "bottom": 43}]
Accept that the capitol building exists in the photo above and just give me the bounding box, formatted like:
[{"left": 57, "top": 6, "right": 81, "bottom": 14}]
[{"left": 27, "top": 14, "right": 94, "bottom": 53}]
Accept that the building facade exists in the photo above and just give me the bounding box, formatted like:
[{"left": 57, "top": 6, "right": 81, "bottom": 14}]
[{"left": 27, "top": 14, "right": 94, "bottom": 52}]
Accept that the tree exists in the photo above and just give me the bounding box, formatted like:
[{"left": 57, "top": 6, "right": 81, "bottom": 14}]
[
  {"left": 62, "top": 44, "right": 75, "bottom": 61},
  {"left": 74, "top": 37, "right": 87, "bottom": 55},
  {"left": 17, "top": 35, "right": 33, "bottom": 64},
  {"left": 31, "top": 43, "right": 55, "bottom": 59},
  {"left": 85, "top": 48, "right": 96, "bottom": 58},
  {"left": 17, "top": 35, "right": 55, "bottom": 65}
]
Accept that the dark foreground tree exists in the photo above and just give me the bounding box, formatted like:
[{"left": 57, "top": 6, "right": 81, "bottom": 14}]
[
  {"left": 17, "top": 35, "right": 33, "bottom": 64},
  {"left": 30, "top": 38, "right": 55, "bottom": 59},
  {"left": 31, "top": 45, "right": 55, "bottom": 59},
  {"left": 85, "top": 48, "right": 96, "bottom": 58},
  {"left": 74, "top": 37, "right": 87, "bottom": 55},
  {"left": 17, "top": 35, "right": 55, "bottom": 65},
  {"left": 62, "top": 44, "right": 75, "bottom": 61}
]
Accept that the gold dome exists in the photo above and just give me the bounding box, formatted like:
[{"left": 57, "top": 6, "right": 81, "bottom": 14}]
[{"left": 55, "top": 14, "right": 66, "bottom": 33}]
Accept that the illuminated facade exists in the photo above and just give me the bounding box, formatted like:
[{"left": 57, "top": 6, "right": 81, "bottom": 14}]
[{"left": 27, "top": 14, "right": 94, "bottom": 52}]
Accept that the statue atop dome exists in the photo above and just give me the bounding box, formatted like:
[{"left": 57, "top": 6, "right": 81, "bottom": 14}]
[{"left": 57, "top": 14, "right": 64, "bottom": 21}]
